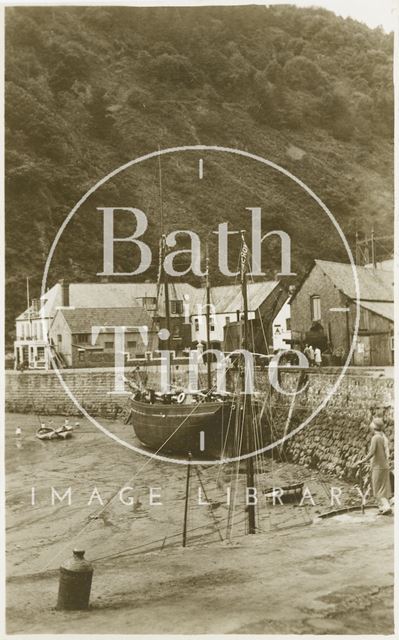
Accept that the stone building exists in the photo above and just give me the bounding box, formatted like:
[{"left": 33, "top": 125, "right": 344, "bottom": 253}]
[
  {"left": 13, "top": 280, "right": 200, "bottom": 368},
  {"left": 49, "top": 307, "right": 157, "bottom": 368},
  {"left": 290, "top": 259, "right": 394, "bottom": 366},
  {"left": 14, "top": 285, "right": 61, "bottom": 370},
  {"left": 14, "top": 278, "right": 287, "bottom": 367},
  {"left": 192, "top": 281, "right": 285, "bottom": 351}
]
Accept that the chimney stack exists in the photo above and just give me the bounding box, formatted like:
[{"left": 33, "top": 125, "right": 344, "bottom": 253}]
[{"left": 59, "top": 279, "right": 70, "bottom": 307}]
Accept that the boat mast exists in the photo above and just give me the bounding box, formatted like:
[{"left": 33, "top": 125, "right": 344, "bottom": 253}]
[
  {"left": 157, "top": 151, "right": 171, "bottom": 354},
  {"left": 205, "top": 244, "right": 212, "bottom": 390},
  {"left": 26, "top": 276, "right": 32, "bottom": 336},
  {"left": 240, "top": 230, "right": 256, "bottom": 534},
  {"left": 163, "top": 234, "right": 171, "bottom": 354}
]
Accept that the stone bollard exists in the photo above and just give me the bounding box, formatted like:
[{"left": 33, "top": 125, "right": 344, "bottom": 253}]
[{"left": 56, "top": 549, "right": 93, "bottom": 611}]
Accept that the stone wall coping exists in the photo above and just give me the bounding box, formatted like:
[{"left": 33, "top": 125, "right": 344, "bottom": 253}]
[
  {"left": 5, "top": 360, "right": 395, "bottom": 380},
  {"left": 6, "top": 361, "right": 196, "bottom": 376},
  {"left": 6, "top": 364, "right": 394, "bottom": 379}
]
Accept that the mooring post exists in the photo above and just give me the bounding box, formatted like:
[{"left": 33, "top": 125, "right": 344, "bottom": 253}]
[
  {"left": 182, "top": 452, "right": 192, "bottom": 547},
  {"left": 56, "top": 549, "right": 93, "bottom": 611},
  {"left": 355, "top": 465, "right": 366, "bottom": 514}
]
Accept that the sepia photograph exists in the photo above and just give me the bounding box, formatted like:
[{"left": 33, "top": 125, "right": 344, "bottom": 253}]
[{"left": 3, "top": 1, "right": 396, "bottom": 636}]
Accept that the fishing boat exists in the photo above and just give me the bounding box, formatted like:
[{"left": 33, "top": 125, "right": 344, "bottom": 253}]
[
  {"left": 124, "top": 154, "right": 271, "bottom": 465},
  {"left": 127, "top": 228, "right": 270, "bottom": 464},
  {"left": 127, "top": 235, "right": 240, "bottom": 458},
  {"left": 129, "top": 393, "right": 237, "bottom": 457}
]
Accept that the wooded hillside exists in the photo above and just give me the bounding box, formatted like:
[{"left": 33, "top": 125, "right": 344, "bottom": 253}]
[{"left": 5, "top": 5, "right": 393, "bottom": 343}]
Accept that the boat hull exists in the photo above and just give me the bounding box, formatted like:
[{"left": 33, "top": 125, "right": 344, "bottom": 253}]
[{"left": 129, "top": 398, "right": 238, "bottom": 458}]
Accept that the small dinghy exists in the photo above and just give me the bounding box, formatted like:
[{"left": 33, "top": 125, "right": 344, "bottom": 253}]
[
  {"left": 35, "top": 421, "right": 74, "bottom": 441},
  {"left": 264, "top": 481, "right": 304, "bottom": 500},
  {"left": 54, "top": 425, "right": 74, "bottom": 439},
  {"left": 36, "top": 425, "right": 58, "bottom": 441}
]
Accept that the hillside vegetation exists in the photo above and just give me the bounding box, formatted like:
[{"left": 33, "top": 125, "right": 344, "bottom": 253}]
[{"left": 5, "top": 5, "right": 393, "bottom": 343}]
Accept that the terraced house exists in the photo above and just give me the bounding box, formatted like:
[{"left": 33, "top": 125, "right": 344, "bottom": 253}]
[
  {"left": 13, "top": 278, "right": 286, "bottom": 368},
  {"left": 290, "top": 260, "right": 394, "bottom": 366}
]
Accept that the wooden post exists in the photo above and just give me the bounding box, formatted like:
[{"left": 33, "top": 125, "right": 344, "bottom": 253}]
[
  {"left": 205, "top": 247, "right": 212, "bottom": 390},
  {"left": 182, "top": 452, "right": 192, "bottom": 547},
  {"left": 371, "top": 228, "right": 376, "bottom": 267},
  {"left": 355, "top": 230, "right": 359, "bottom": 266},
  {"left": 240, "top": 232, "right": 256, "bottom": 535},
  {"left": 345, "top": 304, "right": 351, "bottom": 364}
]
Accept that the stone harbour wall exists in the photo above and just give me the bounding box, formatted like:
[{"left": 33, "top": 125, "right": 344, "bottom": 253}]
[
  {"left": 4, "top": 362, "right": 209, "bottom": 418},
  {"left": 5, "top": 367, "right": 128, "bottom": 418},
  {"left": 5, "top": 366, "right": 394, "bottom": 481},
  {"left": 272, "top": 370, "right": 394, "bottom": 480}
]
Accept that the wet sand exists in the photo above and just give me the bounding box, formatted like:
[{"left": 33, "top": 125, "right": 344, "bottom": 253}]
[{"left": 5, "top": 413, "right": 394, "bottom": 634}]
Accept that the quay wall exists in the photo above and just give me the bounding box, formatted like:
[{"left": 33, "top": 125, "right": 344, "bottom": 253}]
[
  {"left": 5, "top": 366, "right": 394, "bottom": 480},
  {"left": 4, "top": 363, "right": 200, "bottom": 418},
  {"left": 272, "top": 369, "right": 394, "bottom": 480}
]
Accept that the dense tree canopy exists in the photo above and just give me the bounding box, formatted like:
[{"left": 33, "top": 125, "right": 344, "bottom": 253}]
[{"left": 5, "top": 5, "right": 393, "bottom": 344}]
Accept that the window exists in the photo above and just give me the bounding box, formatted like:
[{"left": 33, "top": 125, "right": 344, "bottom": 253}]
[
  {"left": 171, "top": 300, "right": 183, "bottom": 315},
  {"left": 173, "top": 325, "right": 181, "bottom": 338},
  {"left": 76, "top": 333, "right": 89, "bottom": 343},
  {"left": 194, "top": 318, "right": 200, "bottom": 332},
  {"left": 37, "top": 347, "right": 45, "bottom": 361},
  {"left": 210, "top": 321, "right": 215, "bottom": 333},
  {"left": 127, "top": 340, "right": 137, "bottom": 349},
  {"left": 286, "top": 317, "right": 291, "bottom": 331},
  {"left": 57, "top": 334, "right": 62, "bottom": 343},
  {"left": 311, "top": 296, "right": 321, "bottom": 321},
  {"left": 390, "top": 336, "right": 394, "bottom": 351},
  {"left": 225, "top": 316, "right": 230, "bottom": 324},
  {"left": 104, "top": 341, "right": 114, "bottom": 349},
  {"left": 359, "top": 308, "right": 369, "bottom": 331},
  {"left": 78, "top": 351, "right": 85, "bottom": 362},
  {"left": 143, "top": 297, "right": 156, "bottom": 310}
]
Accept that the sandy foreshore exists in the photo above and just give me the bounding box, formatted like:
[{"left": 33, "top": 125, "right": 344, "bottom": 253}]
[{"left": 5, "top": 412, "right": 394, "bottom": 634}]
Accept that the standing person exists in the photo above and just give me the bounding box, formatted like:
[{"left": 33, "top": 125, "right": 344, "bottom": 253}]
[
  {"left": 15, "top": 426, "right": 23, "bottom": 450},
  {"left": 303, "top": 344, "right": 311, "bottom": 365},
  {"left": 355, "top": 417, "right": 392, "bottom": 515},
  {"left": 308, "top": 344, "right": 315, "bottom": 367},
  {"left": 314, "top": 347, "right": 322, "bottom": 367}
]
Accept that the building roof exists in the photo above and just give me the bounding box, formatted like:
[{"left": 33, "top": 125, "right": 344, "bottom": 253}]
[
  {"left": 209, "top": 281, "right": 279, "bottom": 313},
  {"left": 359, "top": 301, "right": 394, "bottom": 322},
  {"left": 68, "top": 282, "right": 204, "bottom": 312},
  {"left": 158, "top": 282, "right": 205, "bottom": 315},
  {"left": 17, "top": 279, "right": 279, "bottom": 321},
  {"left": 364, "top": 258, "right": 394, "bottom": 272},
  {"left": 315, "top": 260, "right": 393, "bottom": 302},
  {"left": 16, "top": 284, "right": 61, "bottom": 321},
  {"left": 16, "top": 281, "right": 203, "bottom": 321},
  {"left": 56, "top": 307, "right": 154, "bottom": 333}
]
